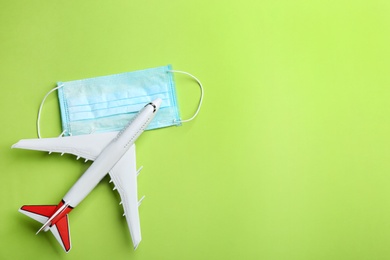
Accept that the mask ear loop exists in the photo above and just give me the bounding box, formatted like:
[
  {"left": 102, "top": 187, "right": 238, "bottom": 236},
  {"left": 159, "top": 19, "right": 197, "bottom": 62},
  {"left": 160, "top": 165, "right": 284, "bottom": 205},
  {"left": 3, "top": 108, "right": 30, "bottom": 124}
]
[
  {"left": 167, "top": 70, "right": 204, "bottom": 123},
  {"left": 37, "top": 84, "right": 64, "bottom": 139}
]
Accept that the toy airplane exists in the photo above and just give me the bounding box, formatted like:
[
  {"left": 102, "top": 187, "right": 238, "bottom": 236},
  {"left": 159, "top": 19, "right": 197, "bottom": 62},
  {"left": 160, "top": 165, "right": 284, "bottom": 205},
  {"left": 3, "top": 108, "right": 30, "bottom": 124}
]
[{"left": 12, "top": 98, "right": 162, "bottom": 252}]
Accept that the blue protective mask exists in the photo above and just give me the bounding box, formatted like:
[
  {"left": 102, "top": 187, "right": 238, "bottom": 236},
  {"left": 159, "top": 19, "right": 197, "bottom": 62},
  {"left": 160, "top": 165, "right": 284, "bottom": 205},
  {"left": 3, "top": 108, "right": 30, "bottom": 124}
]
[{"left": 37, "top": 65, "right": 203, "bottom": 137}]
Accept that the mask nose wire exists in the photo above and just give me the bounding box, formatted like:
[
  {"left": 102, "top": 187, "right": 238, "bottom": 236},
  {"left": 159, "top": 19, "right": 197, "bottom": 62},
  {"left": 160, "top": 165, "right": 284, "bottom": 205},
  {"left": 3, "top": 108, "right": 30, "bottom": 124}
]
[
  {"left": 167, "top": 69, "right": 204, "bottom": 123},
  {"left": 37, "top": 84, "right": 64, "bottom": 139}
]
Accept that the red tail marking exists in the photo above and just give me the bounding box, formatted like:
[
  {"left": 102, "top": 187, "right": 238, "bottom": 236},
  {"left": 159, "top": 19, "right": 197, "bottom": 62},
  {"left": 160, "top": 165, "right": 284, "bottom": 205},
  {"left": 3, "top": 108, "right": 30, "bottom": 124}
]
[
  {"left": 20, "top": 205, "right": 57, "bottom": 218},
  {"left": 55, "top": 215, "right": 71, "bottom": 252},
  {"left": 21, "top": 201, "right": 73, "bottom": 227},
  {"left": 20, "top": 201, "right": 73, "bottom": 252}
]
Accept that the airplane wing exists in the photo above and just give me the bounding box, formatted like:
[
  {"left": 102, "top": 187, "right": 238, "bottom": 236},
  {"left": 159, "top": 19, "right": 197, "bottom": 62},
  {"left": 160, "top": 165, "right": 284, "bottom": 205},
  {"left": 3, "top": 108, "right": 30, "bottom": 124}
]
[
  {"left": 12, "top": 132, "right": 118, "bottom": 161},
  {"left": 109, "top": 144, "right": 142, "bottom": 249}
]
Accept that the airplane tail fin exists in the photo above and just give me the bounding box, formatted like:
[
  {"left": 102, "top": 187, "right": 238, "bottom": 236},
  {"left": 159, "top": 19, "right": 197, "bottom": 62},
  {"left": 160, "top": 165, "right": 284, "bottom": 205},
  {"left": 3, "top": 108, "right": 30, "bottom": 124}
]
[{"left": 19, "top": 204, "right": 72, "bottom": 252}]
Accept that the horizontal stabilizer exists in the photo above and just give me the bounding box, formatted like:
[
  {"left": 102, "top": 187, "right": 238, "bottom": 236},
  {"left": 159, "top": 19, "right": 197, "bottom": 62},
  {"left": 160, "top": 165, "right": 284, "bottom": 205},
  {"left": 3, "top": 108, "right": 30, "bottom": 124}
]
[
  {"left": 19, "top": 204, "right": 72, "bottom": 252},
  {"left": 50, "top": 215, "right": 71, "bottom": 252},
  {"left": 19, "top": 205, "right": 57, "bottom": 224}
]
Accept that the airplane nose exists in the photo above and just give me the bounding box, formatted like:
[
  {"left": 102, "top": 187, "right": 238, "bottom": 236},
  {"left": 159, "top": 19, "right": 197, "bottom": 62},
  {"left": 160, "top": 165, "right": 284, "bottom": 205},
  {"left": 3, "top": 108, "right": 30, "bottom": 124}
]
[{"left": 151, "top": 98, "right": 162, "bottom": 111}]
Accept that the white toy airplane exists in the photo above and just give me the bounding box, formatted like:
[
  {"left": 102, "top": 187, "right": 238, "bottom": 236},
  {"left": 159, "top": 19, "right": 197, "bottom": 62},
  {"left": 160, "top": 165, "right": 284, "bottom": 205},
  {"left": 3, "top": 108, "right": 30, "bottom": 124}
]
[{"left": 12, "top": 98, "right": 162, "bottom": 253}]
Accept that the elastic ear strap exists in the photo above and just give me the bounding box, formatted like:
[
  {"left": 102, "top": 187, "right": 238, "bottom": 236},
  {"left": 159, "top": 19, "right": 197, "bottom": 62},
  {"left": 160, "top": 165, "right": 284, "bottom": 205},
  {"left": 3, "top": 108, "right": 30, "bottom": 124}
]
[
  {"left": 168, "top": 70, "right": 204, "bottom": 123},
  {"left": 37, "top": 84, "right": 64, "bottom": 138}
]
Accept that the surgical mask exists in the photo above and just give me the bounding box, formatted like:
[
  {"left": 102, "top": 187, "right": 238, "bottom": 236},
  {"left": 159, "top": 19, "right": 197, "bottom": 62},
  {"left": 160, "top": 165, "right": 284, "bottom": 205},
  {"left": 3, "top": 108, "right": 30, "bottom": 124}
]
[{"left": 37, "top": 65, "right": 203, "bottom": 138}]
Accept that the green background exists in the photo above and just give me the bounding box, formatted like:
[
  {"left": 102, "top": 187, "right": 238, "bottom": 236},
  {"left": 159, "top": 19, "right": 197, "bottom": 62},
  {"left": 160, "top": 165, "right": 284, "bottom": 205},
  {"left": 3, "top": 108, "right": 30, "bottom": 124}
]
[{"left": 1, "top": 0, "right": 390, "bottom": 259}]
